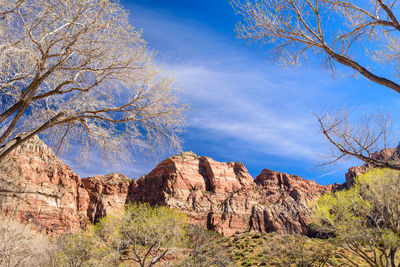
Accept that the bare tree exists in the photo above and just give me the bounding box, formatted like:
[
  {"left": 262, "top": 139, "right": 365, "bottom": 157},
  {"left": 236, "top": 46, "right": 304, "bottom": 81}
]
[
  {"left": 53, "top": 231, "right": 119, "bottom": 267},
  {"left": 0, "top": 0, "right": 186, "bottom": 163},
  {"left": 231, "top": 0, "right": 400, "bottom": 168},
  {"left": 180, "top": 224, "right": 234, "bottom": 267},
  {"left": 0, "top": 217, "right": 52, "bottom": 267}
]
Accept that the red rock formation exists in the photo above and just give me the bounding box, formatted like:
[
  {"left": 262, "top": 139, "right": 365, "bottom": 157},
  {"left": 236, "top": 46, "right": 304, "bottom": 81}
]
[
  {"left": 0, "top": 136, "right": 83, "bottom": 235},
  {"left": 0, "top": 136, "right": 131, "bottom": 235},
  {"left": 129, "top": 152, "right": 332, "bottom": 236},
  {"left": 80, "top": 173, "right": 130, "bottom": 223},
  {"left": 0, "top": 137, "right": 335, "bottom": 237},
  {"left": 254, "top": 169, "right": 333, "bottom": 199},
  {"left": 252, "top": 169, "right": 333, "bottom": 234},
  {"left": 345, "top": 148, "right": 397, "bottom": 188}
]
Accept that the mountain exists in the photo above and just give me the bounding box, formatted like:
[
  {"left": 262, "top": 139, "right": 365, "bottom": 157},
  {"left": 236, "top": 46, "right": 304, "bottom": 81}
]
[
  {"left": 129, "top": 152, "right": 333, "bottom": 235},
  {"left": 0, "top": 137, "right": 334, "bottom": 236},
  {"left": 0, "top": 136, "right": 130, "bottom": 235}
]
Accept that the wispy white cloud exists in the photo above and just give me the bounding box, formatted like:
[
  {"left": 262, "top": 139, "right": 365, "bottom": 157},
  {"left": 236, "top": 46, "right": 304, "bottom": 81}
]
[{"left": 173, "top": 64, "right": 335, "bottom": 160}]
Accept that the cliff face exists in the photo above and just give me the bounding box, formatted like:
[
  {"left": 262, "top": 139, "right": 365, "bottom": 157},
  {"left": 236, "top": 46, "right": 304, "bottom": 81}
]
[
  {"left": 130, "top": 152, "right": 332, "bottom": 236},
  {"left": 0, "top": 138, "right": 333, "bottom": 236},
  {"left": 80, "top": 173, "right": 131, "bottom": 223},
  {"left": 0, "top": 136, "right": 83, "bottom": 235},
  {"left": 252, "top": 169, "right": 333, "bottom": 234},
  {"left": 0, "top": 137, "right": 130, "bottom": 235}
]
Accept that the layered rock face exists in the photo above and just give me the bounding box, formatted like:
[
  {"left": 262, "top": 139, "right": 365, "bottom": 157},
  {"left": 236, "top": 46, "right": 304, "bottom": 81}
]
[
  {"left": 130, "top": 152, "right": 332, "bottom": 236},
  {"left": 0, "top": 136, "right": 83, "bottom": 235},
  {"left": 0, "top": 137, "right": 130, "bottom": 235},
  {"left": 80, "top": 173, "right": 131, "bottom": 223},
  {"left": 345, "top": 147, "right": 398, "bottom": 188},
  {"left": 252, "top": 169, "right": 333, "bottom": 234},
  {"left": 0, "top": 138, "right": 333, "bottom": 236}
]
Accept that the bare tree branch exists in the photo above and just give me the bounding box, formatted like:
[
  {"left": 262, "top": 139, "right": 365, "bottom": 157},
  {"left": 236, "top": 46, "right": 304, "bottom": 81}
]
[
  {"left": 0, "top": 0, "right": 187, "bottom": 164},
  {"left": 231, "top": 0, "right": 400, "bottom": 93},
  {"left": 314, "top": 110, "right": 400, "bottom": 170}
]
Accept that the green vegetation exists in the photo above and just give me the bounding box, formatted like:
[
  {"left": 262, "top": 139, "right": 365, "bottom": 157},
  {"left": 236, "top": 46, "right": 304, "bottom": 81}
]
[
  {"left": 53, "top": 231, "right": 119, "bottom": 267},
  {"left": 313, "top": 168, "right": 400, "bottom": 266},
  {"left": 95, "top": 203, "right": 188, "bottom": 267},
  {"left": 0, "top": 203, "right": 189, "bottom": 267},
  {"left": 211, "top": 168, "right": 400, "bottom": 267}
]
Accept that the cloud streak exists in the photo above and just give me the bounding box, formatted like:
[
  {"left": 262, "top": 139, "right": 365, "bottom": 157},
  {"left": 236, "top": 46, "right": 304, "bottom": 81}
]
[{"left": 174, "top": 64, "right": 333, "bottom": 160}]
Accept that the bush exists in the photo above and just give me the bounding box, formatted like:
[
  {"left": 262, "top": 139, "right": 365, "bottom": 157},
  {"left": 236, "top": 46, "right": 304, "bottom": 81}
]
[
  {"left": 96, "top": 202, "right": 188, "bottom": 267},
  {"left": 179, "top": 224, "right": 235, "bottom": 267},
  {"left": 53, "top": 230, "right": 119, "bottom": 267}
]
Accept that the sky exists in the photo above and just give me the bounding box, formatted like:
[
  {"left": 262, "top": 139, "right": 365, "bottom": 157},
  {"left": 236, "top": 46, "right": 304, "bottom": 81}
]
[{"left": 64, "top": 0, "right": 400, "bottom": 185}]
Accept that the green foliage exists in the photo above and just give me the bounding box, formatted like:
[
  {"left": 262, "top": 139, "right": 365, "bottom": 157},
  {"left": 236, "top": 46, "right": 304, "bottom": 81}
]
[
  {"left": 313, "top": 168, "right": 400, "bottom": 266},
  {"left": 53, "top": 231, "right": 119, "bottom": 267},
  {"left": 0, "top": 213, "right": 368, "bottom": 266},
  {"left": 261, "top": 235, "right": 337, "bottom": 267},
  {"left": 0, "top": 203, "right": 191, "bottom": 267},
  {"left": 96, "top": 202, "right": 188, "bottom": 267},
  {"left": 122, "top": 202, "right": 187, "bottom": 249}
]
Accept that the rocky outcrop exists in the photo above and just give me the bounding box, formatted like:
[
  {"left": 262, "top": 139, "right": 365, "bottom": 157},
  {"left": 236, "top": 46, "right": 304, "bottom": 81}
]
[
  {"left": 0, "top": 138, "right": 335, "bottom": 236},
  {"left": 130, "top": 152, "right": 332, "bottom": 236},
  {"left": 345, "top": 147, "right": 399, "bottom": 188},
  {"left": 252, "top": 169, "right": 333, "bottom": 234},
  {"left": 0, "top": 136, "right": 83, "bottom": 235},
  {"left": 0, "top": 136, "right": 131, "bottom": 235},
  {"left": 80, "top": 173, "right": 130, "bottom": 223}
]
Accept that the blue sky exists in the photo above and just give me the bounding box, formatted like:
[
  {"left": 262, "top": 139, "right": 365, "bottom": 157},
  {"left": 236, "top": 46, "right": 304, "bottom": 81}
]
[{"left": 64, "top": 0, "right": 400, "bottom": 185}]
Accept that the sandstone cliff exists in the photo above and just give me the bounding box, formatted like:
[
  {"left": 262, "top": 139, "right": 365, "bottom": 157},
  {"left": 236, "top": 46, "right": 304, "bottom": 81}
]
[
  {"left": 129, "top": 152, "right": 333, "bottom": 236},
  {"left": 0, "top": 137, "right": 333, "bottom": 236},
  {"left": 0, "top": 136, "right": 83, "bottom": 235},
  {"left": 0, "top": 136, "right": 130, "bottom": 235},
  {"left": 80, "top": 173, "right": 131, "bottom": 223}
]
